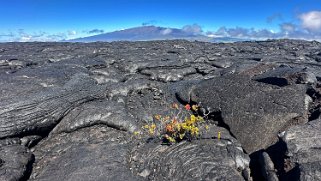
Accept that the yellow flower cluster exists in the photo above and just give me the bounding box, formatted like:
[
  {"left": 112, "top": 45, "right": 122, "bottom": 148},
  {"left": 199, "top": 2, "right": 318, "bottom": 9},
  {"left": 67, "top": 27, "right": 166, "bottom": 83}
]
[
  {"left": 143, "top": 123, "right": 157, "bottom": 135},
  {"left": 163, "top": 114, "right": 204, "bottom": 143},
  {"left": 139, "top": 103, "right": 206, "bottom": 144}
]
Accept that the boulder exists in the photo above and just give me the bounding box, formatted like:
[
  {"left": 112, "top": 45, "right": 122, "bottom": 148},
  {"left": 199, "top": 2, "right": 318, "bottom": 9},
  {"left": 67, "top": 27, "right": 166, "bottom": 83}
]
[
  {"left": 0, "top": 74, "right": 107, "bottom": 138},
  {"left": 130, "top": 126, "right": 251, "bottom": 181},
  {"left": 190, "top": 74, "right": 308, "bottom": 153},
  {"left": 0, "top": 145, "right": 34, "bottom": 181},
  {"left": 282, "top": 118, "right": 321, "bottom": 180},
  {"left": 259, "top": 152, "right": 278, "bottom": 181},
  {"left": 254, "top": 65, "right": 317, "bottom": 86},
  {"left": 31, "top": 126, "right": 140, "bottom": 181},
  {"left": 52, "top": 100, "right": 138, "bottom": 134}
]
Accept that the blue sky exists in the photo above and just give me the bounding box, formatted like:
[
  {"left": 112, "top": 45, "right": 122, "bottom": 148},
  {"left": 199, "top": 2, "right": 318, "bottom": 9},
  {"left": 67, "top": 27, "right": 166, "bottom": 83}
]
[{"left": 1, "top": 0, "right": 321, "bottom": 41}]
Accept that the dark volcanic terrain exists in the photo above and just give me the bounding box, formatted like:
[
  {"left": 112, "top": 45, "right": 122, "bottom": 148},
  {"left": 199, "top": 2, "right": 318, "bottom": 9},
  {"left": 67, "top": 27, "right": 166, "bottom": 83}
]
[{"left": 1, "top": 39, "right": 321, "bottom": 181}]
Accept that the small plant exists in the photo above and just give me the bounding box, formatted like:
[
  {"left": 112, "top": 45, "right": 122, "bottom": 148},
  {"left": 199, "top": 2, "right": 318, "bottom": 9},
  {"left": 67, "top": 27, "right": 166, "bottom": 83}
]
[{"left": 138, "top": 103, "right": 210, "bottom": 144}]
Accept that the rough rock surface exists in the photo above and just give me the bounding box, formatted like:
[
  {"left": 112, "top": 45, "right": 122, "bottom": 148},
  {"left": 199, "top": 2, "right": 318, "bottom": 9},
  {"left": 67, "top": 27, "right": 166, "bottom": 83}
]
[
  {"left": 254, "top": 65, "right": 317, "bottom": 86},
  {"left": 30, "top": 126, "right": 141, "bottom": 181},
  {"left": 188, "top": 74, "right": 308, "bottom": 154},
  {"left": 0, "top": 73, "right": 108, "bottom": 139},
  {"left": 259, "top": 152, "right": 278, "bottom": 181},
  {"left": 0, "top": 39, "right": 321, "bottom": 180},
  {"left": 130, "top": 125, "right": 251, "bottom": 181},
  {"left": 282, "top": 118, "right": 321, "bottom": 180},
  {"left": 0, "top": 144, "right": 34, "bottom": 181}
]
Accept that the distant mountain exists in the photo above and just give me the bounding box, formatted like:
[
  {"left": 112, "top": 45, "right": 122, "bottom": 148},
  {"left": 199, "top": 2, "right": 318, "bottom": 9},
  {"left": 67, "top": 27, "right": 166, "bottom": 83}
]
[
  {"left": 68, "top": 26, "right": 210, "bottom": 42},
  {"left": 67, "top": 25, "right": 252, "bottom": 42}
]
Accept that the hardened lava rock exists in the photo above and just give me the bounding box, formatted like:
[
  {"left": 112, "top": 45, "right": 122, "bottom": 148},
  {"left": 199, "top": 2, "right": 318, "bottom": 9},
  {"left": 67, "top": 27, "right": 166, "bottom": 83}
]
[{"left": 0, "top": 40, "right": 321, "bottom": 180}]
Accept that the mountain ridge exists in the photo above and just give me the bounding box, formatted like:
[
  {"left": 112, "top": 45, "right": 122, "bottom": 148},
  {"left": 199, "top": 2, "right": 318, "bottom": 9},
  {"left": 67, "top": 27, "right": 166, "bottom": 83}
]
[{"left": 67, "top": 25, "right": 247, "bottom": 42}]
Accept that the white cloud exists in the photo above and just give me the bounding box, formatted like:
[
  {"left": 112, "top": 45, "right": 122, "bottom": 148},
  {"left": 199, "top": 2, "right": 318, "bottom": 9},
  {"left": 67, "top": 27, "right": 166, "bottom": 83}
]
[
  {"left": 204, "top": 12, "right": 321, "bottom": 41},
  {"left": 299, "top": 11, "right": 321, "bottom": 32},
  {"left": 226, "top": 27, "right": 249, "bottom": 37},
  {"left": 212, "top": 27, "right": 228, "bottom": 37},
  {"left": 208, "top": 27, "right": 277, "bottom": 39},
  {"left": 280, "top": 23, "right": 296, "bottom": 33},
  {"left": 182, "top": 24, "right": 203, "bottom": 34},
  {"left": 161, "top": 28, "right": 172, "bottom": 35},
  {"left": 20, "top": 35, "right": 32, "bottom": 42},
  {"left": 46, "top": 33, "right": 67, "bottom": 41},
  {"left": 206, "top": 33, "right": 221, "bottom": 38},
  {"left": 68, "top": 30, "right": 77, "bottom": 36},
  {"left": 3, "top": 29, "right": 68, "bottom": 42}
]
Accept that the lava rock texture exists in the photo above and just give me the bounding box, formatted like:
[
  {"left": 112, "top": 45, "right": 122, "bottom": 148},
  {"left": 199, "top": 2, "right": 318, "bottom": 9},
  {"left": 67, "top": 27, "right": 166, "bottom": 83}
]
[{"left": 0, "top": 39, "right": 321, "bottom": 180}]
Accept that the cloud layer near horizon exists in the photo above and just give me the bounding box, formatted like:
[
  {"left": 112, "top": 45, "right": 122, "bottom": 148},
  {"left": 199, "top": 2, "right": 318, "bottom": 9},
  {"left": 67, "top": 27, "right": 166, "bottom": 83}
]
[
  {"left": 207, "top": 10, "right": 321, "bottom": 41},
  {"left": 1, "top": 10, "right": 321, "bottom": 42}
]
